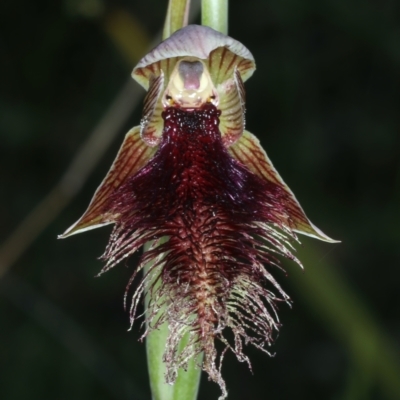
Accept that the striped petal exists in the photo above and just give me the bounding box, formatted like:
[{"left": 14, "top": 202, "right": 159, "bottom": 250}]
[
  {"left": 219, "top": 69, "right": 246, "bottom": 146},
  {"left": 140, "top": 72, "right": 165, "bottom": 146},
  {"left": 206, "top": 46, "right": 254, "bottom": 87},
  {"left": 132, "top": 24, "right": 255, "bottom": 90},
  {"left": 228, "top": 130, "right": 338, "bottom": 242},
  {"left": 60, "top": 126, "right": 157, "bottom": 237}
]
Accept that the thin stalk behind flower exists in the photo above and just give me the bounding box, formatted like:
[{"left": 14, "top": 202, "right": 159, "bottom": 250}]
[
  {"left": 163, "top": 0, "right": 191, "bottom": 40},
  {"left": 143, "top": 238, "right": 203, "bottom": 400}
]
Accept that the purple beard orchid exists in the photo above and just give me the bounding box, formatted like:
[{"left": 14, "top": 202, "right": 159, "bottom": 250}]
[{"left": 61, "top": 25, "right": 335, "bottom": 398}]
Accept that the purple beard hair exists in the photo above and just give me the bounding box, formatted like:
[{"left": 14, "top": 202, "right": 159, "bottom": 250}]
[{"left": 102, "top": 103, "right": 298, "bottom": 395}]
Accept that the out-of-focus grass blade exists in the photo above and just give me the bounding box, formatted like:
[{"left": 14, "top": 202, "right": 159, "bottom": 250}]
[
  {"left": 103, "top": 9, "right": 151, "bottom": 64},
  {"left": 289, "top": 241, "right": 400, "bottom": 399}
]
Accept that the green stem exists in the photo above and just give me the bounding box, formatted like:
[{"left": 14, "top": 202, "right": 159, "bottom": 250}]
[
  {"left": 163, "top": 0, "right": 191, "bottom": 40},
  {"left": 144, "top": 240, "right": 203, "bottom": 400},
  {"left": 201, "top": 0, "right": 228, "bottom": 35},
  {"left": 144, "top": 275, "right": 173, "bottom": 400}
]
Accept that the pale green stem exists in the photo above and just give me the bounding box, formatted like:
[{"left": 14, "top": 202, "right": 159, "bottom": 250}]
[
  {"left": 144, "top": 240, "right": 203, "bottom": 400},
  {"left": 163, "top": 0, "right": 191, "bottom": 40},
  {"left": 201, "top": 0, "right": 228, "bottom": 35},
  {"left": 144, "top": 258, "right": 173, "bottom": 400}
]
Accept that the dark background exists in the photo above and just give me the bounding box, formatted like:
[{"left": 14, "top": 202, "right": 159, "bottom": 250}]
[{"left": 1, "top": 0, "right": 399, "bottom": 399}]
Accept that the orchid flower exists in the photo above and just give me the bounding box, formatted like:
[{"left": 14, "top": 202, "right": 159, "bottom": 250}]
[{"left": 61, "top": 24, "right": 336, "bottom": 399}]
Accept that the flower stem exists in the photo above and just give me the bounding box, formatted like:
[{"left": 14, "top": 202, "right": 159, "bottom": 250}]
[
  {"left": 144, "top": 299, "right": 173, "bottom": 400},
  {"left": 163, "top": 0, "right": 191, "bottom": 40},
  {"left": 144, "top": 240, "right": 202, "bottom": 400},
  {"left": 201, "top": 0, "right": 228, "bottom": 35}
]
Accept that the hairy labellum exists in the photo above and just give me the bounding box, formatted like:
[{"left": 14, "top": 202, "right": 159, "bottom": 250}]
[
  {"left": 61, "top": 25, "right": 336, "bottom": 400},
  {"left": 104, "top": 103, "right": 297, "bottom": 395}
]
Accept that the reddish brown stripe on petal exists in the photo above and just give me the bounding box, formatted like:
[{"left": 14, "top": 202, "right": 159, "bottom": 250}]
[
  {"left": 208, "top": 50, "right": 213, "bottom": 71},
  {"left": 225, "top": 54, "right": 238, "bottom": 78},
  {"left": 135, "top": 69, "right": 146, "bottom": 77},
  {"left": 232, "top": 143, "right": 270, "bottom": 183},
  {"left": 218, "top": 47, "right": 228, "bottom": 79}
]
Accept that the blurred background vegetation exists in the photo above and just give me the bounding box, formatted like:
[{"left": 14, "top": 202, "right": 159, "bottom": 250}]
[{"left": 1, "top": 0, "right": 399, "bottom": 399}]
